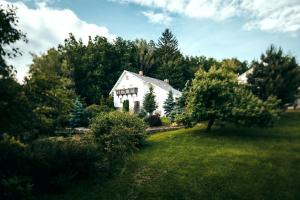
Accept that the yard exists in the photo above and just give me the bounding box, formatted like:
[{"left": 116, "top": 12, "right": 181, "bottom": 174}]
[{"left": 39, "top": 111, "right": 300, "bottom": 200}]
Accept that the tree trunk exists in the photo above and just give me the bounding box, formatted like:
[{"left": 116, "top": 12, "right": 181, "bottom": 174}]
[{"left": 206, "top": 118, "right": 215, "bottom": 132}]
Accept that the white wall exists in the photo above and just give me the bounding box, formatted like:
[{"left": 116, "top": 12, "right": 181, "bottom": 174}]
[{"left": 112, "top": 71, "right": 181, "bottom": 116}]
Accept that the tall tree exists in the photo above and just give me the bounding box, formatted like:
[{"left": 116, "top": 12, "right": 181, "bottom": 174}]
[
  {"left": 0, "top": 4, "right": 33, "bottom": 137},
  {"left": 143, "top": 86, "right": 157, "bottom": 115},
  {"left": 135, "top": 39, "right": 156, "bottom": 75},
  {"left": 247, "top": 45, "right": 300, "bottom": 107},
  {"left": 25, "top": 48, "right": 75, "bottom": 134},
  {"left": 155, "top": 29, "right": 187, "bottom": 89}
]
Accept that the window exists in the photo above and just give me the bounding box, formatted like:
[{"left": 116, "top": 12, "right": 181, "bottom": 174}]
[{"left": 125, "top": 75, "right": 129, "bottom": 80}]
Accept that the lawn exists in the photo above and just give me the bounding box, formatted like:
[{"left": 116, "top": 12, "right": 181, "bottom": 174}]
[{"left": 39, "top": 111, "right": 300, "bottom": 200}]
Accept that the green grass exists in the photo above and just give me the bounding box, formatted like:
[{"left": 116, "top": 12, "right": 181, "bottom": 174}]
[{"left": 39, "top": 112, "right": 300, "bottom": 200}]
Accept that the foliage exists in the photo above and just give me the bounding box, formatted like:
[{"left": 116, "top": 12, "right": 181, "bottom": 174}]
[
  {"left": 84, "top": 104, "right": 112, "bottom": 124},
  {"left": 143, "top": 86, "right": 157, "bottom": 115},
  {"left": 25, "top": 48, "right": 75, "bottom": 134},
  {"left": 28, "top": 135, "right": 100, "bottom": 192},
  {"left": 137, "top": 109, "right": 147, "bottom": 118},
  {"left": 247, "top": 45, "right": 300, "bottom": 107},
  {"left": 90, "top": 112, "right": 146, "bottom": 173},
  {"left": 0, "top": 4, "right": 26, "bottom": 77},
  {"left": 0, "top": 134, "right": 32, "bottom": 200},
  {"left": 0, "top": 133, "right": 101, "bottom": 196},
  {"left": 39, "top": 112, "right": 300, "bottom": 200},
  {"left": 184, "top": 67, "right": 280, "bottom": 131},
  {"left": 135, "top": 39, "right": 156, "bottom": 75},
  {"left": 122, "top": 100, "right": 129, "bottom": 112},
  {"left": 69, "top": 98, "right": 85, "bottom": 128},
  {"left": 144, "top": 114, "right": 162, "bottom": 127},
  {"left": 220, "top": 58, "right": 248, "bottom": 74},
  {"left": 155, "top": 29, "right": 188, "bottom": 89},
  {"left": 0, "top": 4, "right": 34, "bottom": 138},
  {"left": 163, "top": 90, "right": 175, "bottom": 117},
  {"left": 161, "top": 117, "right": 171, "bottom": 126},
  {"left": 60, "top": 35, "right": 139, "bottom": 105}
]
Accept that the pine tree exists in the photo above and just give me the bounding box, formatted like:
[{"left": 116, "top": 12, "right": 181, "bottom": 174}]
[
  {"left": 143, "top": 86, "right": 157, "bottom": 115},
  {"left": 69, "top": 98, "right": 85, "bottom": 128},
  {"left": 163, "top": 90, "right": 175, "bottom": 117},
  {"left": 247, "top": 45, "right": 300, "bottom": 107}
]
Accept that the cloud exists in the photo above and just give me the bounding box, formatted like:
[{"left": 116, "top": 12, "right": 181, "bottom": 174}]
[
  {"left": 0, "top": 0, "right": 116, "bottom": 81},
  {"left": 114, "top": 0, "right": 300, "bottom": 33},
  {"left": 142, "top": 11, "right": 172, "bottom": 25}
]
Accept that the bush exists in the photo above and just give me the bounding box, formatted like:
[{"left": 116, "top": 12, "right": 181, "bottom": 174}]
[
  {"left": 137, "top": 109, "right": 147, "bottom": 118},
  {"left": 144, "top": 114, "right": 162, "bottom": 127},
  {"left": 90, "top": 111, "right": 146, "bottom": 173},
  {"left": 0, "top": 176, "right": 32, "bottom": 200},
  {"left": 161, "top": 117, "right": 171, "bottom": 126},
  {"left": 28, "top": 135, "right": 100, "bottom": 193},
  {"left": 0, "top": 134, "right": 32, "bottom": 200},
  {"left": 84, "top": 104, "right": 113, "bottom": 125},
  {"left": 122, "top": 100, "right": 129, "bottom": 112}
]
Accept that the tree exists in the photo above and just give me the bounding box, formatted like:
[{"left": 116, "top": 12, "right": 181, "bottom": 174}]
[
  {"left": 122, "top": 100, "right": 129, "bottom": 112},
  {"left": 184, "top": 67, "right": 280, "bottom": 132},
  {"left": 143, "top": 86, "right": 157, "bottom": 115},
  {"left": 60, "top": 35, "right": 139, "bottom": 105},
  {"left": 135, "top": 39, "right": 156, "bottom": 75},
  {"left": 220, "top": 58, "right": 248, "bottom": 75},
  {"left": 155, "top": 29, "right": 188, "bottom": 89},
  {"left": 247, "top": 45, "right": 300, "bottom": 107},
  {"left": 0, "top": 4, "right": 34, "bottom": 138},
  {"left": 25, "top": 48, "right": 75, "bottom": 134},
  {"left": 0, "top": 4, "right": 26, "bottom": 77},
  {"left": 163, "top": 90, "right": 175, "bottom": 117},
  {"left": 69, "top": 98, "right": 85, "bottom": 128}
]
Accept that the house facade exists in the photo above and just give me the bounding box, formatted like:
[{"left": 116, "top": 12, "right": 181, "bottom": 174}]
[{"left": 110, "top": 70, "right": 182, "bottom": 116}]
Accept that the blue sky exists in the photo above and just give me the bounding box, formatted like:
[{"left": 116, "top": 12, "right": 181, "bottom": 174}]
[{"left": 2, "top": 0, "right": 300, "bottom": 81}]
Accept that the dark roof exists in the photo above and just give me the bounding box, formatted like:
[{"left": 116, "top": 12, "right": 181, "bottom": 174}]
[{"left": 128, "top": 71, "right": 182, "bottom": 96}]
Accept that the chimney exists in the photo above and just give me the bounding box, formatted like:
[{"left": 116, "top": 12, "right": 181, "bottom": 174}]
[
  {"left": 164, "top": 79, "right": 169, "bottom": 84},
  {"left": 139, "top": 71, "right": 144, "bottom": 76}
]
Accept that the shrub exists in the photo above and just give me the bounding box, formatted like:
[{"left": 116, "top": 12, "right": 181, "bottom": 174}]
[
  {"left": 84, "top": 104, "right": 108, "bottom": 125},
  {"left": 0, "top": 176, "right": 32, "bottom": 200},
  {"left": 0, "top": 134, "right": 32, "bottom": 200},
  {"left": 122, "top": 100, "right": 129, "bottom": 112},
  {"left": 137, "top": 109, "right": 147, "bottom": 118},
  {"left": 90, "top": 111, "right": 146, "bottom": 173},
  {"left": 144, "top": 114, "right": 162, "bottom": 127},
  {"left": 27, "top": 135, "right": 100, "bottom": 193},
  {"left": 161, "top": 117, "right": 171, "bottom": 126}
]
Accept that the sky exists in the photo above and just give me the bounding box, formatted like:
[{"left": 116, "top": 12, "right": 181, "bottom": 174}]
[{"left": 2, "top": 0, "right": 300, "bottom": 81}]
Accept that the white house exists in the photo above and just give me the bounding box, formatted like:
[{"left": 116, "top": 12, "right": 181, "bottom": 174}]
[{"left": 109, "top": 70, "right": 182, "bottom": 116}]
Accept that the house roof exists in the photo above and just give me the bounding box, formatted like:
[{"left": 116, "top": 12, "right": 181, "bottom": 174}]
[
  {"left": 110, "top": 70, "right": 182, "bottom": 96},
  {"left": 238, "top": 68, "right": 253, "bottom": 83}
]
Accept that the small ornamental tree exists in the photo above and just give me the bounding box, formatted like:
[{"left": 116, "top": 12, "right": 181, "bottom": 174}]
[
  {"left": 143, "top": 86, "right": 157, "bottom": 115},
  {"left": 69, "top": 98, "right": 85, "bottom": 128},
  {"left": 163, "top": 90, "right": 175, "bottom": 117},
  {"left": 123, "top": 100, "right": 129, "bottom": 112},
  {"left": 183, "top": 67, "right": 280, "bottom": 132}
]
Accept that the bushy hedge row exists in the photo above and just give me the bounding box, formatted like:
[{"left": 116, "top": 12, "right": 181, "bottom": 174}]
[{"left": 0, "top": 111, "right": 146, "bottom": 200}]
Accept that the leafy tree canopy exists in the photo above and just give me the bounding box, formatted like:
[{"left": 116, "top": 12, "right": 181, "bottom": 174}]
[{"left": 183, "top": 67, "right": 280, "bottom": 132}]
